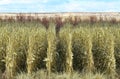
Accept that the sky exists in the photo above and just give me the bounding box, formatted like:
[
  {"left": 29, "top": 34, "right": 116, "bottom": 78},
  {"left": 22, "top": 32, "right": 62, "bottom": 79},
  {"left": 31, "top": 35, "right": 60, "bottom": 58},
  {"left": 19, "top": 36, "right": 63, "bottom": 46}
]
[{"left": 0, "top": 0, "right": 120, "bottom": 12}]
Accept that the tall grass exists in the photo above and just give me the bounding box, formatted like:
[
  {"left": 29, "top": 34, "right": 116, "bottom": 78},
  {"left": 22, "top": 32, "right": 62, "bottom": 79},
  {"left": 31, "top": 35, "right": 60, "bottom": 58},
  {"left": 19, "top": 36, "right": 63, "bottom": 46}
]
[{"left": 16, "top": 70, "right": 108, "bottom": 79}]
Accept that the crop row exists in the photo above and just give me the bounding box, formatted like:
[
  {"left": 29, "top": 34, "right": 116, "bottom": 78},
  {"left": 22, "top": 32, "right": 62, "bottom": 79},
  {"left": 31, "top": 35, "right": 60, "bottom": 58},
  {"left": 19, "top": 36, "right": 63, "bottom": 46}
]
[{"left": 0, "top": 23, "right": 120, "bottom": 79}]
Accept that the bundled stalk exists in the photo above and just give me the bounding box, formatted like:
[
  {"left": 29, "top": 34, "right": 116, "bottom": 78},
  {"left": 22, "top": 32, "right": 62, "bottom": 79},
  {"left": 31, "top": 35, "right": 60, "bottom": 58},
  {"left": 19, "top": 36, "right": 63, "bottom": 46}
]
[
  {"left": 113, "top": 28, "right": 120, "bottom": 74},
  {"left": 72, "top": 27, "right": 94, "bottom": 72},
  {"left": 66, "top": 33, "right": 73, "bottom": 74},
  {"left": 6, "top": 27, "right": 28, "bottom": 79},
  {"left": 27, "top": 26, "right": 47, "bottom": 74},
  {"left": 44, "top": 23, "right": 57, "bottom": 78},
  {"left": 58, "top": 24, "right": 73, "bottom": 73},
  {"left": 92, "top": 28, "right": 116, "bottom": 77},
  {"left": 0, "top": 27, "right": 10, "bottom": 73}
]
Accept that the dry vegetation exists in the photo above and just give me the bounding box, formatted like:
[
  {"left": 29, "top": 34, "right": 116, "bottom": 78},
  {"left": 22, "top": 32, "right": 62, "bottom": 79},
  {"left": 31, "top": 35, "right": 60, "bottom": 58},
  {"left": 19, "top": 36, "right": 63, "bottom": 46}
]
[{"left": 0, "top": 14, "right": 120, "bottom": 79}]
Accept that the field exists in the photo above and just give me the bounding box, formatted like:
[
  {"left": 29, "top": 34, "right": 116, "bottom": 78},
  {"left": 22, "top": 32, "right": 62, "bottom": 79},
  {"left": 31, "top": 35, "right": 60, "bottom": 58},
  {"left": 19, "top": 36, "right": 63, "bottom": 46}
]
[{"left": 0, "top": 13, "right": 120, "bottom": 79}]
